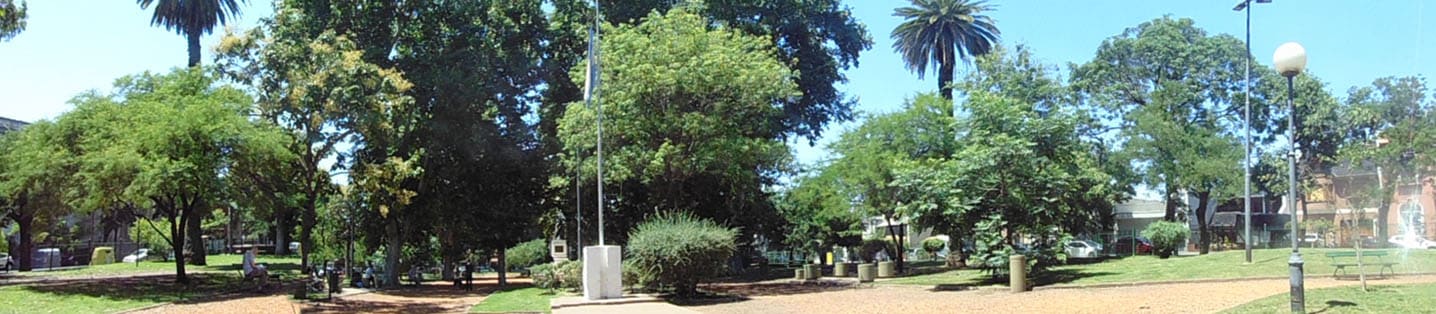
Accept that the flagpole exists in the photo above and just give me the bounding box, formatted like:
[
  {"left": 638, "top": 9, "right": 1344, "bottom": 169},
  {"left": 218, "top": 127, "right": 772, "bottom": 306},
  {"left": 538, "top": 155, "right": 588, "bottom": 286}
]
[{"left": 592, "top": 0, "right": 605, "bottom": 246}]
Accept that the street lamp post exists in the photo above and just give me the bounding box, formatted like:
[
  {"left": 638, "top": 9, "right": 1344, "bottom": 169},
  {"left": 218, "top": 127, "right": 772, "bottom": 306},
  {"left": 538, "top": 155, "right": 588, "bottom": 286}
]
[
  {"left": 1233, "top": 0, "right": 1272, "bottom": 265},
  {"left": 1274, "top": 41, "right": 1307, "bottom": 314}
]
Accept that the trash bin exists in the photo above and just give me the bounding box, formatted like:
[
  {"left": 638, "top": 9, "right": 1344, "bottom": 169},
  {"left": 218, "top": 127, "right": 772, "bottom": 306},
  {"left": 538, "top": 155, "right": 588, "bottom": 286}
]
[
  {"left": 858, "top": 263, "right": 876, "bottom": 282},
  {"left": 834, "top": 262, "right": 850, "bottom": 277},
  {"left": 328, "top": 266, "right": 342, "bottom": 293},
  {"left": 803, "top": 264, "right": 820, "bottom": 280},
  {"left": 877, "top": 261, "right": 896, "bottom": 278}
]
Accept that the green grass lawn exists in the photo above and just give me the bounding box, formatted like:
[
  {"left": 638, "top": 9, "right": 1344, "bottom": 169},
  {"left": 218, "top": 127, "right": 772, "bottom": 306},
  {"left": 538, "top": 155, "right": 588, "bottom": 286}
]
[
  {"left": 470, "top": 287, "right": 559, "bottom": 313},
  {"left": 16, "top": 254, "right": 303, "bottom": 278},
  {"left": 0, "top": 273, "right": 249, "bottom": 313},
  {"left": 0, "top": 254, "right": 305, "bottom": 313},
  {"left": 884, "top": 248, "right": 1436, "bottom": 288},
  {"left": 1221, "top": 282, "right": 1436, "bottom": 313}
]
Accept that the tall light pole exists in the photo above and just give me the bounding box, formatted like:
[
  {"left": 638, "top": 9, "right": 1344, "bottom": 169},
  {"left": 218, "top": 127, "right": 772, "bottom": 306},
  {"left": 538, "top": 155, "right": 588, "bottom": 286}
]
[
  {"left": 1234, "top": 0, "right": 1271, "bottom": 265},
  {"left": 1274, "top": 41, "right": 1307, "bottom": 314}
]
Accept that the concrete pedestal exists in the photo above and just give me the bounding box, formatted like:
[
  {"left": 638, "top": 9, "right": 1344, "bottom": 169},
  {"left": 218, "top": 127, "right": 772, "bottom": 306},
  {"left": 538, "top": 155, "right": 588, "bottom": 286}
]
[{"left": 583, "top": 245, "right": 623, "bottom": 300}]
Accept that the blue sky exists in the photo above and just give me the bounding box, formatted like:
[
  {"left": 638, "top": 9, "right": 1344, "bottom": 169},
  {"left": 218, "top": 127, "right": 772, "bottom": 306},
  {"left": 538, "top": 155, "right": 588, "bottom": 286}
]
[{"left": 2, "top": 1, "right": 1433, "bottom": 172}]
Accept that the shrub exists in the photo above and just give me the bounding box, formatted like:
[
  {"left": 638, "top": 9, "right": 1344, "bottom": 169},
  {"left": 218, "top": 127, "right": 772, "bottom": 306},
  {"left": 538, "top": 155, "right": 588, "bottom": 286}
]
[
  {"left": 506, "top": 238, "right": 549, "bottom": 273},
  {"left": 921, "top": 237, "right": 946, "bottom": 258},
  {"left": 626, "top": 213, "right": 738, "bottom": 296},
  {"left": 558, "top": 260, "right": 583, "bottom": 290},
  {"left": 531, "top": 263, "right": 559, "bottom": 289},
  {"left": 858, "top": 238, "right": 895, "bottom": 263},
  {"left": 1142, "top": 221, "right": 1190, "bottom": 258}
]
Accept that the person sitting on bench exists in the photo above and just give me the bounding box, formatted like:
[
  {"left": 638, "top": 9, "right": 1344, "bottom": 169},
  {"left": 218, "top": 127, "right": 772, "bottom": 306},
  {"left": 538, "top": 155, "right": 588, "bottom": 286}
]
[{"left": 242, "top": 247, "right": 269, "bottom": 287}]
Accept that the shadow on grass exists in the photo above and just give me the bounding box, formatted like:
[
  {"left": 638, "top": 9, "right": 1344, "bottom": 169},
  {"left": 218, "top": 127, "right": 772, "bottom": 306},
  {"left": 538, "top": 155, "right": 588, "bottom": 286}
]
[
  {"left": 374, "top": 280, "right": 522, "bottom": 299},
  {"left": 1310, "top": 300, "right": 1359, "bottom": 314},
  {"left": 924, "top": 268, "right": 1119, "bottom": 292},
  {"left": 671, "top": 279, "right": 855, "bottom": 306},
  {"left": 18, "top": 273, "right": 295, "bottom": 307},
  {"left": 205, "top": 262, "right": 303, "bottom": 274},
  {"left": 305, "top": 298, "right": 453, "bottom": 314}
]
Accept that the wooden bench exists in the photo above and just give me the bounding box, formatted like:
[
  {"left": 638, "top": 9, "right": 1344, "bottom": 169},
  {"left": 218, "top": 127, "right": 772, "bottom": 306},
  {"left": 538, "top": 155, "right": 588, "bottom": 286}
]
[{"left": 1325, "top": 250, "right": 1398, "bottom": 278}]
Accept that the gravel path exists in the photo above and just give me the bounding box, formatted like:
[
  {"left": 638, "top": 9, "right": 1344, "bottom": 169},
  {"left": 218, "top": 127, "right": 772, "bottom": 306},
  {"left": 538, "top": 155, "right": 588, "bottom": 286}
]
[
  {"left": 128, "top": 277, "right": 530, "bottom": 314},
  {"left": 689, "top": 275, "right": 1436, "bottom": 314}
]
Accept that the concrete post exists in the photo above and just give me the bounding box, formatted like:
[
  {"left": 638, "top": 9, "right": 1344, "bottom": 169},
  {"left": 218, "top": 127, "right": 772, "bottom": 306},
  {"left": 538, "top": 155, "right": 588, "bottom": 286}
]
[{"left": 1010, "top": 254, "right": 1027, "bottom": 293}]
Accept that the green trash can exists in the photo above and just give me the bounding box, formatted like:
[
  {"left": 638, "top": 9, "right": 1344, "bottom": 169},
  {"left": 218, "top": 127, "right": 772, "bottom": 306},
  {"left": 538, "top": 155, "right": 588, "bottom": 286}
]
[
  {"left": 858, "top": 263, "right": 876, "bottom": 282},
  {"left": 90, "top": 247, "right": 115, "bottom": 266},
  {"left": 795, "top": 268, "right": 805, "bottom": 280},
  {"left": 834, "top": 262, "right": 850, "bottom": 277}
]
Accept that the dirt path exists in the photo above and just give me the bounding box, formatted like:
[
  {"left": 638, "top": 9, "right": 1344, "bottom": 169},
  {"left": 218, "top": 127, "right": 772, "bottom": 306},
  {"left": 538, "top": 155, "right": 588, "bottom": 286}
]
[
  {"left": 130, "top": 277, "right": 531, "bottom": 314},
  {"left": 689, "top": 275, "right": 1436, "bottom": 314}
]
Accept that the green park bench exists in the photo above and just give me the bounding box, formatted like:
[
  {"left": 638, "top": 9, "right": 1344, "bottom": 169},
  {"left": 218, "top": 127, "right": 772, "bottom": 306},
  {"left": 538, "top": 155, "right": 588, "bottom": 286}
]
[{"left": 1325, "top": 250, "right": 1398, "bottom": 278}]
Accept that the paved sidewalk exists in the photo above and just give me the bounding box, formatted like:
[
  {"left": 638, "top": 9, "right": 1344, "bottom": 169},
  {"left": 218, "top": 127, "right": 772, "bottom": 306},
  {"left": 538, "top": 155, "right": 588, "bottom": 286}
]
[
  {"left": 552, "top": 295, "right": 699, "bottom": 314},
  {"left": 690, "top": 274, "right": 1436, "bottom": 314}
]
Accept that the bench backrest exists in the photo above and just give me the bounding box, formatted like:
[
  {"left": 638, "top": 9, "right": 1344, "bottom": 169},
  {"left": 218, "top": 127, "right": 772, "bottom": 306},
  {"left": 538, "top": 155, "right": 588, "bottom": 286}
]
[{"left": 1325, "top": 250, "right": 1389, "bottom": 258}]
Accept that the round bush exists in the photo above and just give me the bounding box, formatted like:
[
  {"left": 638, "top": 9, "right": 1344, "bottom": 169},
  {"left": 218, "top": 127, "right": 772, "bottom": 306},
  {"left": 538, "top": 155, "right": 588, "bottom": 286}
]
[
  {"left": 558, "top": 260, "right": 583, "bottom": 290},
  {"left": 921, "top": 237, "right": 946, "bottom": 258},
  {"left": 530, "top": 263, "right": 559, "bottom": 289},
  {"left": 1141, "top": 221, "right": 1190, "bottom": 258},
  {"left": 858, "top": 238, "right": 896, "bottom": 263},
  {"left": 626, "top": 213, "right": 738, "bottom": 296},
  {"left": 505, "top": 238, "right": 549, "bottom": 273}
]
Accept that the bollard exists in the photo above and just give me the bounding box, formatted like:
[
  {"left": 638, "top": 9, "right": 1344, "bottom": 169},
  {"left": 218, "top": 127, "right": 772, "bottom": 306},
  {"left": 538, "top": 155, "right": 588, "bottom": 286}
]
[
  {"left": 877, "top": 261, "right": 896, "bottom": 278},
  {"left": 1010, "top": 254, "right": 1027, "bottom": 293},
  {"left": 858, "top": 263, "right": 876, "bottom": 282}
]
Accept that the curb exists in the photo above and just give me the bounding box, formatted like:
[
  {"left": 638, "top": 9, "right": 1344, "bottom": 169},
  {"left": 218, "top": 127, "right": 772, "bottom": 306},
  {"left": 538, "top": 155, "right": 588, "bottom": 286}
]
[{"left": 550, "top": 294, "right": 666, "bottom": 309}]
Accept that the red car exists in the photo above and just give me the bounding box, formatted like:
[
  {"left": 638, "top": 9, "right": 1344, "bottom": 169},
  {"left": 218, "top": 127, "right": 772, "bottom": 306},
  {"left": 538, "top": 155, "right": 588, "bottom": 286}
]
[{"left": 1108, "top": 236, "right": 1153, "bottom": 255}]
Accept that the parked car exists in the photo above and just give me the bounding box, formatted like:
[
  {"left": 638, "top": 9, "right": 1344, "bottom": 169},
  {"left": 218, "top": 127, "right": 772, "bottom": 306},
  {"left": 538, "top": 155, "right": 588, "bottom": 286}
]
[
  {"left": 1064, "top": 240, "right": 1104, "bottom": 259},
  {"left": 1107, "top": 236, "right": 1153, "bottom": 255},
  {"left": 1388, "top": 235, "right": 1436, "bottom": 249},
  {"left": 0, "top": 252, "right": 13, "bottom": 271},
  {"left": 1302, "top": 234, "right": 1322, "bottom": 247},
  {"left": 122, "top": 249, "right": 151, "bottom": 263}
]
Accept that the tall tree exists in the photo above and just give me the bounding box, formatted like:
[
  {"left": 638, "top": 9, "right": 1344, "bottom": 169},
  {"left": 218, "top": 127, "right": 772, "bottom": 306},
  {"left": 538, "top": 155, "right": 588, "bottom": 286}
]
[
  {"left": 1072, "top": 17, "right": 1258, "bottom": 229},
  {"left": 66, "top": 68, "right": 291, "bottom": 283},
  {"left": 1341, "top": 76, "right": 1433, "bottom": 242},
  {"left": 216, "top": 10, "right": 416, "bottom": 276},
  {"left": 137, "top": 0, "right": 245, "bottom": 67},
  {"left": 0, "top": 0, "right": 26, "bottom": 42},
  {"left": 137, "top": 0, "right": 247, "bottom": 265},
  {"left": 599, "top": 0, "right": 872, "bottom": 141},
  {"left": 891, "top": 0, "right": 1000, "bottom": 102},
  {"left": 0, "top": 121, "right": 72, "bottom": 271},
  {"left": 556, "top": 10, "right": 796, "bottom": 245}
]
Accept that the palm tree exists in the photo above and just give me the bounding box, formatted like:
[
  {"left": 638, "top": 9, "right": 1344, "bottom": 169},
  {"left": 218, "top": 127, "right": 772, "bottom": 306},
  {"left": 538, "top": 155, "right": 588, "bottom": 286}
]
[
  {"left": 891, "top": 0, "right": 1000, "bottom": 102},
  {"left": 137, "top": 0, "right": 245, "bottom": 67}
]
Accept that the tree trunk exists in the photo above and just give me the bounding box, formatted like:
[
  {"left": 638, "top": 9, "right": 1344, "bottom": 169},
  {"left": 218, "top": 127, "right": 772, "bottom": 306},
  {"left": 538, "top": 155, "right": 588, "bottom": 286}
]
[
  {"left": 187, "top": 210, "right": 207, "bottom": 266},
  {"left": 301, "top": 202, "right": 316, "bottom": 276},
  {"left": 1377, "top": 196, "right": 1391, "bottom": 243},
  {"left": 171, "top": 214, "right": 190, "bottom": 284},
  {"left": 275, "top": 217, "right": 288, "bottom": 255},
  {"left": 1164, "top": 182, "right": 1179, "bottom": 221},
  {"left": 882, "top": 213, "right": 906, "bottom": 273},
  {"left": 384, "top": 219, "right": 401, "bottom": 288},
  {"left": 441, "top": 254, "right": 455, "bottom": 281},
  {"left": 938, "top": 46, "right": 956, "bottom": 102},
  {"left": 16, "top": 214, "right": 33, "bottom": 271},
  {"left": 186, "top": 30, "right": 201, "bottom": 67},
  {"left": 497, "top": 248, "right": 508, "bottom": 287},
  {"left": 1196, "top": 191, "right": 1211, "bottom": 255}
]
